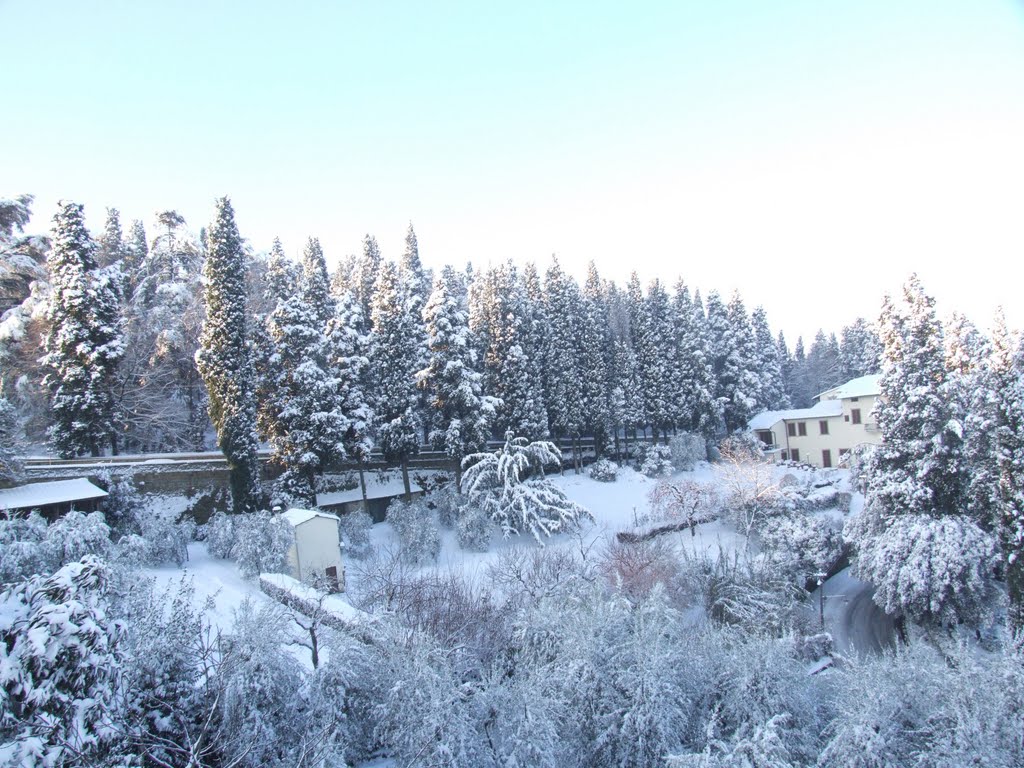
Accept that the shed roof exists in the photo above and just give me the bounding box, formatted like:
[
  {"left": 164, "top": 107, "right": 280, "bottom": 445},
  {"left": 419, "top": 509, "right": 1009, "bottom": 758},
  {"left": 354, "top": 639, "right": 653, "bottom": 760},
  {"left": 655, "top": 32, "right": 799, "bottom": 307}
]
[
  {"left": 0, "top": 478, "right": 108, "bottom": 512},
  {"left": 748, "top": 400, "right": 843, "bottom": 431},
  {"left": 280, "top": 507, "right": 340, "bottom": 527},
  {"left": 316, "top": 477, "right": 425, "bottom": 507}
]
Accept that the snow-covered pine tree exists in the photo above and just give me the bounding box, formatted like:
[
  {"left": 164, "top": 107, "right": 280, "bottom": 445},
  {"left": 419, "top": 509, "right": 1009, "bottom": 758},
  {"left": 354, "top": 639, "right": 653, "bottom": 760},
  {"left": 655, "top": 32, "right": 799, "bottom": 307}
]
[
  {"left": 636, "top": 278, "right": 675, "bottom": 442},
  {"left": 370, "top": 260, "right": 421, "bottom": 499},
  {"left": 328, "top": 289, "right": 375, "bottom": 509},
  {"left": 419, "top": 265, "right": 497, "bottom": 491},
  {"left": 806, "top": 330, "right": 842, "bottom": 398},
  {"left": 776, "top": 330, "right": 794, "bottom": 406},
  {"left": 264, "top": 295, "right": 348, "bottom": 505},
  {"left": 299, "top": 236, "right": 335, "bottom": 329},
  {"left": 123, "top": 218, "right": 147, "bottom": 295},
  {"left": 707, "top": 290, "right": 758, "bottom": 433},
  {"left": 43, "top": 201, "right": 124, "bottom": 457},
  {"left": 848, "top": 275, "right": 992, "bottom": 626},
  {"left": 196, "top": 197, "right": 261, "bottom": 513},
  {"left": 400, "top": 222, "right": 431, "bottom": 308},
  {"left": 787, "top": 335, "right": 812, "bottom": 407},
  {"left": 96, "top": 207, "right": 127, "bottom": 269},
  {"left": 751, "top": 305, "right": 790, "bottom": 411},
  {"left": 991, "top": 310, "right": 1024, "bottom": 631},
  {"left": 353, "top": 234, "right": 382, "bottom": 324},
  {"left": 581, "top": 262, "right": 612, "bottom": 454},
  {"left": 543, "top": 258, "right": 585, "bottom": 470},
  {"left": 672, "top": 284, "right": 720, "bottom": 439},
  {"left": 944, "top": 313, "right": 999, "bottom": 528},
  {"left": 839, "top": 317, "right": 882, "bottom": 381}
]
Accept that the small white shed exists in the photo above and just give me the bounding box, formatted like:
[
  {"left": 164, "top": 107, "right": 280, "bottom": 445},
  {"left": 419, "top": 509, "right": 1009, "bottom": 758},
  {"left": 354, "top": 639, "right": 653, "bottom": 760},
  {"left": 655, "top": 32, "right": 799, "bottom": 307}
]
[{"left": 280, "top": 508, "right": 345, "bottom": 592}]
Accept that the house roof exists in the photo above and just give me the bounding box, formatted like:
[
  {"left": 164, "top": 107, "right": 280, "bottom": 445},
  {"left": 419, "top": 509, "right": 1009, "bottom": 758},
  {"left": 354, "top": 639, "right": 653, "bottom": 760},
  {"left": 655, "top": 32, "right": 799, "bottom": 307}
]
[
  {"left": 0, "top": 478, "right": 108, "bottom": 512},
  {"left": 748, "top": 399, "right": 844, "bottom": 431},
  {"left": 316, "top": 477, "right": 425, "bottom": 507},
  {"left": 280, "top": 507, "right": 340, "bottom": 527},
  {"left": 816, "top": 374, "right": 881, "bottom": 401}
]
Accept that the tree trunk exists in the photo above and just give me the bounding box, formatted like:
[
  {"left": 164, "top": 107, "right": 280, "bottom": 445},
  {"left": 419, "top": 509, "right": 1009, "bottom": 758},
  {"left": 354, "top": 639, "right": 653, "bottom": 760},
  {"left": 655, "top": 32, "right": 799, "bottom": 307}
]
[
  {"left": 401, "top": 459, "right": 412, "bottom": 501},
  {"left": 358, "top": 465, "right": 369, "bottom": 516},
  {"left": 454, "top": 458, "right": 463, "bottom": 494}
]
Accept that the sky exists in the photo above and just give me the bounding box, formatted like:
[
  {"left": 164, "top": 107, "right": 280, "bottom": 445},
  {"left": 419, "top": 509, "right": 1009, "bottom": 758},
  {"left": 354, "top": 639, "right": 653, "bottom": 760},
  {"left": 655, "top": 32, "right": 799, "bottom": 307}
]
[{"left": 4, "top": 0, "right": 1024, "bottom": 342}]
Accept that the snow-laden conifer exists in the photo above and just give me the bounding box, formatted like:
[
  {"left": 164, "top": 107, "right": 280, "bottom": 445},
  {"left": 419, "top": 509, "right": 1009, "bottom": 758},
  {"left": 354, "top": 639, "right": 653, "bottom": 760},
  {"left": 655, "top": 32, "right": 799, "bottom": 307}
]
[
  {"left": 462, "top": 432, "right": 591, "bottom": 543},
  {"left": 418, "top": 265, "right": 497, "bottom": 491},
  {"left": 195, "top": 197, "right": 261, "bottom": 513},
  {"left": 370, "top": 260, "right": 421, "bottom": 498},
  {"left": 43, "top": 201, "right": 124, "bottom": 457}
]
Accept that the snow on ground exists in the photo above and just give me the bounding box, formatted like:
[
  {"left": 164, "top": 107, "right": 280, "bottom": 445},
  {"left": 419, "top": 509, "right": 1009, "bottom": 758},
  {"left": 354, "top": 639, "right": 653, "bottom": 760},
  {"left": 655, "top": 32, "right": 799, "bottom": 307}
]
[{"left": 144, "top": 461, "right": 862, "bottom": 652}]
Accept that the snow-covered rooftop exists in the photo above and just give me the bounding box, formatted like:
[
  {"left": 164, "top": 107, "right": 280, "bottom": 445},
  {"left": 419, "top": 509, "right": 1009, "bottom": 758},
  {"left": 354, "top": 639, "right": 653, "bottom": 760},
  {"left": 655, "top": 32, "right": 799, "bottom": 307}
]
[
  {"left": 316, "top": 477, "right": 425, "bottom": 507},
  {"left": 280, "top": 507, "right": 339, "bottom": 527},
  {"left": 0, "top": 477, "right": 108, "bottom": 512},
  {"left": 816, "top": 374, "right": 881, "bottom": 401},
  {"left": 748, "top": 399, "right": 843, "bottom": 431}
]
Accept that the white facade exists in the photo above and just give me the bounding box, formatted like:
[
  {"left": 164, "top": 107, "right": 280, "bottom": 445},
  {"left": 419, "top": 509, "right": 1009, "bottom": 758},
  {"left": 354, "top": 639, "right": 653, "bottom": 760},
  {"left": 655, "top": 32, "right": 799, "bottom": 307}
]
[
  {"left": 748, "top": 374, "right": 882, "bottom": 468},
  {"left": 280, "top": 508, "right": 345, "bottom": 591}
]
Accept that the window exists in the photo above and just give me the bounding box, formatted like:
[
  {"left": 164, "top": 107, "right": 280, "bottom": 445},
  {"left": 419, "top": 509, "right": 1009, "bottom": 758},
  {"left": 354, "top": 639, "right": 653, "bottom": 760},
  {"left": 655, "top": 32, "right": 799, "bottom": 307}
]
[
  {"left": 798, "top": 422, "right": 807, "bottom": 437},
  {"left": 851, "top": 409, "right": 862, "bottom": 425},
  {"left": 850, "top": 397, "right": 859, "bottom": 402},
  {"left": 844, "top": 415, "right": 849, "bottom": 422},
  {"left": 787, "top": 423, "right": 796, "bottom": 437},
  {"left": 790, "top": 448, "right": 800, "bottom": 462},
  {"left": 780, "top": 450, "right": 788, "bottom": 461},
  {"left": 822, "top": 449, "right": 832, "bottom": 468},
  {"left": 839, "top": 448, "right": 850, "bottom": 458},
  {"left": 819, "top": 420, "right": 829, "bottom": 435}
]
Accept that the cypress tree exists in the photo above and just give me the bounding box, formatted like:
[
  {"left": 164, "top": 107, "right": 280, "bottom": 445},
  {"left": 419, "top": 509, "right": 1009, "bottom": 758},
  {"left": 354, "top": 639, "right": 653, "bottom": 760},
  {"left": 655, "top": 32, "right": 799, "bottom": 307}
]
[
  {"left": 196, "top": 197, "right": 261, "bottom": 513},
  {"left": 43, "top": 201, "right": 123, "bottom": 457}
]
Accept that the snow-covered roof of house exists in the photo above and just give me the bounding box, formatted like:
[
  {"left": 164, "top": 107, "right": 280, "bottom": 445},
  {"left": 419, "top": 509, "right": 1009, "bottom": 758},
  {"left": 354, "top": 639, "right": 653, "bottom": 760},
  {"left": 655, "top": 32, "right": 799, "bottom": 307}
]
[
  {"left": 816, "top": 374, "right": 881, "bottom": 401},
  {"left": 280, "top": 507, "right": 340, "bottom": 527},
  {"left": 748, "top": 400, "right": 844, "bottom": 431},
  {"left": 316, "top": 477, "right": 425, "bottom": 507},
  {"left": 0, "top": 478, "right": 108, "bottom": 512}
]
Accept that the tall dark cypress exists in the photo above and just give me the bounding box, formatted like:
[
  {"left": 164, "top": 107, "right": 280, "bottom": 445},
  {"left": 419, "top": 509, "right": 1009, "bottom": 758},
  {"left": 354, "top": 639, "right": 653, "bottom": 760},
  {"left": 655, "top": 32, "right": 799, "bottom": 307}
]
[{"left": 196, "top": 197, "right": 261, "bottom": 513}]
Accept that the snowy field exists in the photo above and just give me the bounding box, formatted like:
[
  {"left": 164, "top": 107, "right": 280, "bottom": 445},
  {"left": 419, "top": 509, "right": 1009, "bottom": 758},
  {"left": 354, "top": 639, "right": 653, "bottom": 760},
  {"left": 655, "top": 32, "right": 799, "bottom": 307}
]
[{"left": 145, "top": 461, "right": 864, "bottom": 649}]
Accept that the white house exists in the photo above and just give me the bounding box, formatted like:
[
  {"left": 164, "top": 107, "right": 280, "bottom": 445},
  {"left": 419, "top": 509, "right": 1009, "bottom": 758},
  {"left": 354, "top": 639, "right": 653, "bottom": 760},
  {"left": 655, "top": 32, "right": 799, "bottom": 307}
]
[
  {"left": 280, "top": 508, "right": 345, "bottom": 592},
  {"left": 748, "top": 374, "right": 882, "bottom": 468}
]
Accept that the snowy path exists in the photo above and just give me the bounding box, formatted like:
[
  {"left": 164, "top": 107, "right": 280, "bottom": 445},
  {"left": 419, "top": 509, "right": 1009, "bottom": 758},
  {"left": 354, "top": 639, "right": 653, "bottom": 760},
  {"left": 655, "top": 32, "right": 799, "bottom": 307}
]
[{"left": 808, "top": 566, "right": 896, "bottom": 655}]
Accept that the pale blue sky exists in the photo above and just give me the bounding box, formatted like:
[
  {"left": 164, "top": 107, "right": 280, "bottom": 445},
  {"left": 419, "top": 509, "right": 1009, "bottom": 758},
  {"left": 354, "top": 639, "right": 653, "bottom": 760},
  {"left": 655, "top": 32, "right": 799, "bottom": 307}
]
[{"left": 5, "top": 0, "right": 1024, "bottom": 341}]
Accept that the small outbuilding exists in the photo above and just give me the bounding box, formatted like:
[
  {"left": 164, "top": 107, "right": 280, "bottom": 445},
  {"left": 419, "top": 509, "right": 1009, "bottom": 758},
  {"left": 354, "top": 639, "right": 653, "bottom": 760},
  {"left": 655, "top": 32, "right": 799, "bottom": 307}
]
[
  {"left": 316, "top": 476, "right": 424, "bottom": 522},
  {"left": 0, "top": 477, "right": 108, "bottom": 520},
  {"left": 280, "top": 508, "right": 345, "bottom": 592}
]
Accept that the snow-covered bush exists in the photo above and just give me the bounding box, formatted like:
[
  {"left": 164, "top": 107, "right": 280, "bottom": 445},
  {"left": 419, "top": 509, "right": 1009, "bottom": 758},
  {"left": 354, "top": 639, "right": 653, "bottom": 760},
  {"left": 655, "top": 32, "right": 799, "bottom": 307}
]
[
  {"left": 233, "top": 511, "right": 292, "bottom": 578},
  {"left": 216, "top": 600, "right": 308, "bottom": 767},
  {"left": 0, "top": 511, "right": 50, "bottom": 582},
  {"left": 849, "top": 512, "right": 996, "bottom": 625},
  {"left": 648, "top": 478, "right": 721, "bottom": 531},
  {"left": 96, "top": 471, "right": 143, "bottom": 536},
  {"left": 430, "top": 484, "right": 464, "bottom": 528},
  {"left": 456, "top": 502, "right": 493, "bottom": 551},
  {"left": 759, "top": 514, "right": 843, "bottom": 577},
  {"left": 670, "top": 431, "right": 706, "bottom": 470},
  {"left": 588, "top": 457, "right": 618, "bottom": 482},
  {"left": 386, "top": 498, "right": 440, "bottom": 565},
  {"left": 0, "top": 556, "right": 124, "bottom": 766},
  {"left": 205, "top": 511, "right": 236, "bottom": 559},
  {"left": 339, "top": 509, "right": 375, "bottom": 560},
  {"left": 677, "top": 548, "right": 804, "bottom": 634},
  {"left": 640, "top": 443, "right": 674, "bottom": 478},
  {"left": 44, "top": 510, "right": 112, "bottom": 567},
  {"left": 133, "top": 505, "right": 193, "bottom": 567},
  {"left": 463, "top": 433, "right": 592, "bottom": 544}
]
